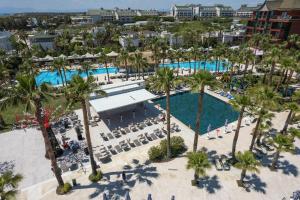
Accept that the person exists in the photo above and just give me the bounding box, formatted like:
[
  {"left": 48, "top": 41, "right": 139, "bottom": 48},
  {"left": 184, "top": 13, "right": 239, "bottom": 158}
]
[
  {"left": 216, "top": 129, "right": 221, "bottom": 137},
  {"left": 122, "top": 171, "right": 126, "bottom": 183}
]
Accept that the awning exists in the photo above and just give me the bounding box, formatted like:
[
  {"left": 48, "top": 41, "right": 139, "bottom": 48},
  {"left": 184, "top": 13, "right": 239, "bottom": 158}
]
[{"left": 89, "top": 89, "right": 157, "bottom": 113}]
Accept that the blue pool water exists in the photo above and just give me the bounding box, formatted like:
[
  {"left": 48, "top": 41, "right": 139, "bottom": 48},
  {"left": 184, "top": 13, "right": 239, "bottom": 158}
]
[
  {"left": 153, "top": 92, "right": 239, "bottom": 134},
  {"left": 35, "top": 67, "right": 118, "bottom": 86},
  {"left": 160, "top": 61, "right": 229, "bottom": 72}
]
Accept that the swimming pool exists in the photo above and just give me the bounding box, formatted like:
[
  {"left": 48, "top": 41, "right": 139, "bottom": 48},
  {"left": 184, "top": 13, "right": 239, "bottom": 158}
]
[
  {"left": 35, "top": 67, "right": 118, "bottom": 86},
  {"left": 153, "top": 92, "right": 238, "bottom": 134},
  {"left": 160, "top": 61, "right": 229, "bottom": 72}
]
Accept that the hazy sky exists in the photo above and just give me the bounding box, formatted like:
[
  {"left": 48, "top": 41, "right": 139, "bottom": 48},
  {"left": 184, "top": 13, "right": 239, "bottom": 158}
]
[{"left": 1, "top": 0, "right": 263, "bottom": 12}]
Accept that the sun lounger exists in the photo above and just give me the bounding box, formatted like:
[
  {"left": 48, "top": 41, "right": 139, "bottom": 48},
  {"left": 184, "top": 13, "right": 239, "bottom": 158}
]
[
  {"left": 130, "top": 126, "right": 138, "bottom": 132},
  {"left": 114, "top": 145, "right": 123, "bottom": 153},
  {"left": 145, "top": 132, "right": 153, "bottom": 141},
  {"left": 220, "top": 155, "right": 230, "bottom": 171},
  {"left": 59, "top": 163, "right": 69, "bottom": 173},
  {"left": 155, "top": 130, "right": 164, "bottom": 138},
  {"left": 214, "top": 158, "right": 223, "bottom": 171},
  {"left": 120, "top": 141, "right": 130, "bottom": 151},
  {"left": 124, "top": 127, "right": 130, "bottom": 133},
  {"left": 100, "top": 133, "right": 109, "bottom": 141},
  {"left": 112, "top": 130, "right": 121, "bottom": 138},
  {"left": 120, "top": 128, "right": 127, "bottom": 135},
  {"left": 127, "top": 139, "right": 135, "bottom": 147},
  {"left": 138, "top": 134, "right": 148, "bottom": 143},
  {"left": 107, "top": 133, "right": 114, "bottom": 139},
  {"left": 133, "top": 139, "right": 141, "bottom": 147},
  {"left": 107, "top": 145, "right": 117, "bottom": 155},
  {"left": 145, "top": 120, "right": 152, "bottom": 126},
  {"left": 150, "top": 133, "right": 158, "bottom": 140},
  {"left": 162, "top": 127, "right": 167, "bottom": 134}
]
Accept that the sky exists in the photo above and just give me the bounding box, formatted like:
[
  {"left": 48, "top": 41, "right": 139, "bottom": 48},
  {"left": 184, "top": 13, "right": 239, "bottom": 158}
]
[{"left": 0, "top": 0, "right": 263, "bottom": 13}]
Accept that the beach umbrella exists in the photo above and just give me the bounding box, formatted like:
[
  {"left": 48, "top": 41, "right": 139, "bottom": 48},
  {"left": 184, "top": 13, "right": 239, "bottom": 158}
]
[
  {"left": 124, "top": 191, "right": 131, "bottom": 200},
  {"left": 147, "top": 194, "right": 152, "bottom": 200},
  {"left": 106, "top": 51, "right": 119, "bottom": 57}
]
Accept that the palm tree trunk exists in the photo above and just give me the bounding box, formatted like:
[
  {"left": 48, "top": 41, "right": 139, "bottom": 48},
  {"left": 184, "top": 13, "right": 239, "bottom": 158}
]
[
  {"left": 243, "top": 60, "right": 249, "bottom": 78},
  {"left": 138, "top": 65, "right": 141, "bottom": 79},
  {"left": 281, "top": 110, "right": 292, "bottom": 134},
  {"left": 275, "top": 69, "right": 285, "bottom": 91},
  {"left": 193, "top": 57, "right": 197, "bottom": 74},
  {"left": 35, "top": 99, "right": 64, "bottom": 187},
  {"left": 166, "top": 88, "right": 171, "bottom": 159},
  {"left": 105, "top": 62, "right": 110, "bottom": 83},
  {"left": 177, "top": 60, "right": 180, "bottom": 77},
  {"left": 0, "top": 113, "right": 5, "bottom": 128},
  {"left": 81, "top": 100, "right": 97, "bottom": 175},
  {"left": 59, "top": 70, "right": 65, "bottom": 87},
  {"left": 268, "top": 62, "right": 275, "bottom": 86},
  {"left": 249, "top": 116, "right": 261, "bottom": 151},
  {"left": 193, "top": 87, "right": 204, "bottom": 152},
  {"left": 240, "top": 169, "right": 246, "bottom": 182},
  {"left": 188, "top": 59, "right": 191, "bottom": 74},
  {"left": 285, "top": 70, "right": 294, "bottom": 96},
  {"left": 282, "top": 69, "right": 289, "bottom": 84},
  {"left": 271, "top": 150, "right": 280, "bottom": 169},
  {"left": 125, "top": 60, "right": 129, "bottom": 81},
  {"left": 62, "top": 68, "right": 67, "bottom": 86},
  {"left": 232, "top": 107, "right": 244, "bottom": 161},
  {"left": 142, "top": 68, "right": 145, "bottom": 80}
]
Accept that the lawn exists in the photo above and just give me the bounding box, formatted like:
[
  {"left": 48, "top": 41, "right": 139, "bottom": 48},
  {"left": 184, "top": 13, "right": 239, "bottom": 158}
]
[{"left": 0, "top": 96, "right": 81, "bottom": 133}]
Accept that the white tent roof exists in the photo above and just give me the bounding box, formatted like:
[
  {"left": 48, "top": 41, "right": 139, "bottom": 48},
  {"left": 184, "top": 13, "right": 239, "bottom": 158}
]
[
  {"left": 84, "top": 53, "right": 94, "bottom": 58},
  {"left": 43, "top": 55, "right": 54, "bottom": 61},
  {"left": 58, "top": 54, "right": 67, "bottom": 59},
  {"left": 89, "top": 89, "right": 156, "bottom": 113},
  {"left": 106, "top": 51, "right": 119, "bottom": 57}
]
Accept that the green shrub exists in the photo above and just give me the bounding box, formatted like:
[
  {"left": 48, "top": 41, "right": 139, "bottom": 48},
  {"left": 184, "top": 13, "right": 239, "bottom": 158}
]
[
  {"left": 56, "top": 183, "right": 72, "bottom": 195},
  {"left": 148, "top": 136, "right": 186, "bottom": 162},
  {"left": 88, "top": 170, "right": 103, "bottom": 182},
  {"left": 148, "top": 146, "right": 163, "bottom": 161}
]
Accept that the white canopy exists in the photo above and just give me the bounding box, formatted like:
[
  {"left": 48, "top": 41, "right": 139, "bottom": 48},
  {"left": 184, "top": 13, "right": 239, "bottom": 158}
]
[
  {"left": 84, "top": 53, "right": 95, "bottom": 58},
  {"left": 43, "top": 55, "right": 54, "bottom": 61},
  {"left": 89, "top": 89, "right": 156, "bottom": 113},
  {"left": 106, "top": 51, "right": 119, "bottom": 57},
  {"left": 58, "top": 54, "right": 67, "bottom": 59}
]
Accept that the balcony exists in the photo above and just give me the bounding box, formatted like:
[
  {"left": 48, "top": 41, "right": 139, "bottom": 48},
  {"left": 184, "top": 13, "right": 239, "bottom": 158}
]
[{"left": 269, "top": 16, "right": 292, "bottom": 23}]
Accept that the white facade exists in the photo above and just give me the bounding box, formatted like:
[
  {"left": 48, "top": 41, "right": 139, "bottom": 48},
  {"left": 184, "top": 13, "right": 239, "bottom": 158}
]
[
  {"left": 119, "top": 32, "right": 140, "bottom": 48},
  {"left": 0, "top": 31, "right": 13, "bottom": 51},
  {"left": 160, "top": 31, "right": 183, "bottom": 47},
  {"left": 171, "top": 5, "right": 194, "bottom": 20},
  {"left": 70, "top": 16, "right": 93, "bottom": 25}
]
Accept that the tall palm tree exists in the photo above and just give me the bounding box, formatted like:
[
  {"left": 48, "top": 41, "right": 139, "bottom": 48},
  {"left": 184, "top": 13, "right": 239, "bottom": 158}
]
[
  {"left": 234, "top": 151, "right": 260, "bottom": 186},
  {"left": 268, "top": 134, "right": 294, "bottom": 170},
  {"left": 174, "top": 49, "right": 183, "bottom": 77},
  {"left": 248, "top": 85, "right": 279, "bottom": 151},
  {"left": 66, "top": 75, "right": 106, "bottom": 176},
  {"left": 147, "top": 37, "right": 160, "bottom": 71},
  {"left": 98, "top": 54, "right": 110, "bottom": 83},
  {"left": 130, "top": 51, "right": 147, "bottom": 80},
  {"left": 149, "top": 68, "right": 177, "bottom": 159},
  {"left": 288, "top": 127, "right": 300, "bottom": 141},
  {"left": 241, "top": 47, "right": 255, "bottom": 77},
  {"left": 190, "top": 47, "right": 199, "bottom": 74},
  {"left": 266, "top": 45, "right": 281, "bottom": 86},
  {"left": 0, "top": 74, "right": 65, "bottom": 187},
  {"left": 118, "top": 49, "right": 130, "bottom": 81},
  {"left": 188, "top": 71, "right": 215, "bottom": 152},
  {"left": 229, "top": 94, "right": 252, "bottom": 162},
  {"left": 186, "top": 151, "right": 211, "bottom": 185},
  {"left": 52, "top": 58, "right": 66, "bottom": 87},
  {"left": 275, "top": 55, "right": 291, "bottom": 91},
  {"left": 281, "top": 102, "right": 299, "bottom": 133},
  {"left": 0, "top": 171, "right": 23, "bottom": 200}
]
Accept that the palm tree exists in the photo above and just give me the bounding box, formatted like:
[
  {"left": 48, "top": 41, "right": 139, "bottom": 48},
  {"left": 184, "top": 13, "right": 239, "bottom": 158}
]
[
  {"left": 98, "top": 54, "right": 110, "bottom": 83},
  {"left": 268, "top": 134, "right": 295, "bottom": 170},
  {"left": 186, "top": 151, "right": 211, "bottom": 185},
  {"left": 130, "top": 51, "right": 147, "bottom": 80},
  {"left": 52, "top": 58, "right": 66, "bottom": 87},
  {"left": 118, "top": 49, "right": 130, "bottom": 81},
  {"left": 248, "top": 85, "right": 279, "bottom": 151},
  {"left": 241, "top": 47, "right": 255, "bottom": 77},
  {"left": 66, "top": 75, "right": 106, "bottom": 176},
  {"left": 275, "top": 55, "right": 292, "bottom": 91},
  {"left": 281, "top": 102, "right": 299, "bottom": 133},
  {"left": 147, "top": 37, "right": 160, "bottom": 71},
  {"left": 234, "top": 151, "right": 261, "bottom": 186},
  {"left": 288, "top": 127, "right": 300, "bottom": 140},
  {"left": 190, "top": 47, "right": 199, "bottom": 74},
  {"left": 266, "top": 45, "right": 281, "bottom": 86},
  {"left": 174, "top": 49, "right": 183, "bottom": 77},
  {"left": 0, "top": 74, "right": 65, "bottom": 187},
  {"left": 149, "top": 68, "right": 177, "bottom": 159},
  {"left": 0, "top": 171, "right": 23, "bottom": 200},
  {"left": 188, "top": 71, "right": 215, "bottom": 152},
  {"left": 229, "top": 94, "right": 252, "bottom": 162}
]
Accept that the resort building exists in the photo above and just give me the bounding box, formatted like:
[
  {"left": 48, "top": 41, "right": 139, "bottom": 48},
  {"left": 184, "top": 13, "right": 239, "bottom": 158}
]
[
  {"left": 0, "top": 31, "right": 13, "bottom": 51},
  {"left": 160, "top": 31, "right": 184, "bottom": 47},
  {"left": 115, "top": 8, "right": 137, "bottom": 23},
  {"left": 119, "top": 32, "right": 140, "bottom": 48},
  {"left": 28, "top": 33, "right": 57, "bottom": 50},
  {"left": 70, "top": 16, "right": 93, "bottom": 25},
  {"left": 236, "top": 4, "right": 262, "bottom": 18},
  {"left": 136, "top": 10, "right": 159, "bottom": 17},
  {"left": 170, "top": 4, "right": 194, "bottom": 20},
  {"left": 87, "top": 9, "right": 115, "bottom": 23},
  {"left": 215, "top": 4, "right": 235, "bottom": 17},
  {"left": 198, "top": 6, "right": 217, "bottom": 18},
  {"left": 246, "top": 0, "right": 300, "bottom": 41}
]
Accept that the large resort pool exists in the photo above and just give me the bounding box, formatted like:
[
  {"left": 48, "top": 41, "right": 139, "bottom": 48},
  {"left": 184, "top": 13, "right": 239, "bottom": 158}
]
[
  {"left": 35, "top": 67, "right": 118, "bottom": 86},
  {"left": 153, "top": 92, "right": 239, "bottom": 134},
  {"left": 160, "top": 60, "right": 229, "bottom": 72}
]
